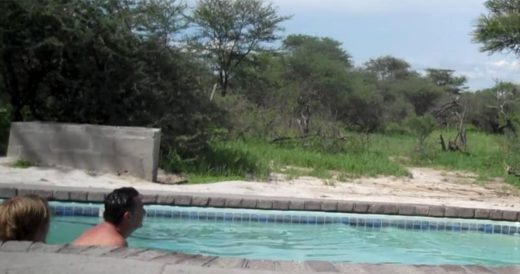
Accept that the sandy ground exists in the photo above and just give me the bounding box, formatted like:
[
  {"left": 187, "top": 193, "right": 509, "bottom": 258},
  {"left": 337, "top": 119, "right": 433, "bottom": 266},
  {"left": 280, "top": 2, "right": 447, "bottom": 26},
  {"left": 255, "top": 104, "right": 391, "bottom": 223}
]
[{"left": 1, "top": 157, "right": 519, "bottom": 211}]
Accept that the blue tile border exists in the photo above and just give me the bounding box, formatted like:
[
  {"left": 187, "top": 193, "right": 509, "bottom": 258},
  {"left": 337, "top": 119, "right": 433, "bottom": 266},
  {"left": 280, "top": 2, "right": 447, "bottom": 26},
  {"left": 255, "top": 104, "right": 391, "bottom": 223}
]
[
  {"left": 46, "top": 202, "right": 520, "bottom": 236},
  {"left": 2, "top": 186, "right": 520, "bottom": 222}
]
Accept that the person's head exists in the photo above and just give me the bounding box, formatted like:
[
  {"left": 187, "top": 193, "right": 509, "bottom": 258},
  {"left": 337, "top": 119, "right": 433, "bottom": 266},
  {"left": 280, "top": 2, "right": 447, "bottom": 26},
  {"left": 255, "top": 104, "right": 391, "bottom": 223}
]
[
  {"left": 0, "top": 195, "right": 50, "bottom": 242},
  {"left": 103, "top": 187, "right": 144, "bottom": 233}
]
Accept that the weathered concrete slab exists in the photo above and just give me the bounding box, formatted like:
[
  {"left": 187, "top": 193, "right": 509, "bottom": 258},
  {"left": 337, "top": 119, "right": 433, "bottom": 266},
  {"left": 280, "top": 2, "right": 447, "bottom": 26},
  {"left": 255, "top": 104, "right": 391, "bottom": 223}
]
[
  {"left": 1, "top": 245, "right": 520, "bottom": 274},
  {"left": 7, "top": 122, "right": 161, "bottom": 181}
]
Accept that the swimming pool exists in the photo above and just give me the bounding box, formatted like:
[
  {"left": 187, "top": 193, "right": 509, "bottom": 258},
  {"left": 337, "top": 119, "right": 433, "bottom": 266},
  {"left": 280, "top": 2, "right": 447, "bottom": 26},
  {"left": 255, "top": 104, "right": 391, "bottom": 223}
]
[{"left": 44, "top": 201, "right": 520, "bottom": 266}]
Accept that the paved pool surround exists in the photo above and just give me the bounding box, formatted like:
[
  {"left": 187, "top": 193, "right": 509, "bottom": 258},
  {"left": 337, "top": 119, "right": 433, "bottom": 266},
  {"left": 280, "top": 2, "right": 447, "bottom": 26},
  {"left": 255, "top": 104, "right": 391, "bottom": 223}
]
[
  {"left": 2, "top": 185, "right": 520, "bottom": 273},
  {"left": 1, "top": 241, "right": 520, "bottom": 274},
  {"left": 0, "top": 184, "right": 519, "bottom": 221}
]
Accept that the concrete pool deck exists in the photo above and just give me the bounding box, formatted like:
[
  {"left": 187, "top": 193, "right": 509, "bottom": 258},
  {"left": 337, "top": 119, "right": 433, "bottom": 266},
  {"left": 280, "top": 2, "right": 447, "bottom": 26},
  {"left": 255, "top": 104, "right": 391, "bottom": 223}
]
[
  {"left": 0, "top": 185, "right": 520, "bottom": 273},
  {"left": 1, "top": 161, "right": 520, "bottom": 273},
  {"left": 1, "top": 241, "right": 519, "bottom": 274}
]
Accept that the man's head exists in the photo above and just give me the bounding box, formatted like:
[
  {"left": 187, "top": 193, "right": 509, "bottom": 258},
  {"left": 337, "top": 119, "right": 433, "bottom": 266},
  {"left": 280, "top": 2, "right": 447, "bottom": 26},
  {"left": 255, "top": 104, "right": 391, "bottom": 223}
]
[{"left": 103, "top": 187, "right": 145, "bottom": 233}]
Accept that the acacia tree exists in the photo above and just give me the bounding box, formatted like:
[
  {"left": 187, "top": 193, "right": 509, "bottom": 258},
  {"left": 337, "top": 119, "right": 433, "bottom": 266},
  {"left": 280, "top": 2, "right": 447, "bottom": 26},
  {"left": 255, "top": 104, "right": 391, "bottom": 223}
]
[
  {"left": 282, "top": 35, "right": 353, "bottom": 136},
  {"left": 473, "top": 0, "right": 520, "bottom": 55},
  {"left": 191, "top": 0, "right": 289, "bottom": 96}
]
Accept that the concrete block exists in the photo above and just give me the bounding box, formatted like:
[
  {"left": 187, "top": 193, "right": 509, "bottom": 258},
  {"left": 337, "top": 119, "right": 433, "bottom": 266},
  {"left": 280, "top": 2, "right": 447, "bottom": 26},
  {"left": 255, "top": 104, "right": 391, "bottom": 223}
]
[
  {"left": 156, "top": 195, "right": 175, "bottom": 205},
  {"left": 57, "top": 245, "right": 91, "bottom": 254},
  {"left": 0, "top": 241, "right": 33, "bottom": 252},
  {"left": 191, "top": 196, "right": 209, "bottom": 207},
  {"left": 204, "top": 257, "right": 246, "bottom": 268},
  {"left": 53, "top": 190, "right": 70, "bottom": 201},
  {"left": 458, "top": 208, "right": 475, "bottom": 219},
  {"left": 367, "top": 204, "right": 385, "bottom": 214},
  {"left": 489, "top": 210, "right": 503, "bottom": 220},
  {"left": 383, "top": 205, "right": 398, "bottom": 214},
  {"left": 304, "top": 260, "right": 338, "bottom": 272},
  {"left": 353, "top": 203, "right": 369, "bottom": 213},
  {"left": 274, "top": 261, "right": 307, "bottom": 272},
  {"left": 78, "top": 246, "right": 120, "bottom": 256},
  {"left": 225, "top": 198, "right": 242, "bottom": 208},
  {"left": 29, "top": 243, "right": 66, "bottom": 253},
  {"left": 70, "top": 191, "right": 88, "bottom": 201},
  {"left": 475, "top": 209, "right": 490, "bottom": 219},
  {"left": 87, "top": 192, "right": 105, "bottom": 202},
  {"left": 288, "top": 201, "right": 305, "bottom": 210},
  {"left": 398, "top": 205, "right": 415, "bottom": 215},
  {"left": 208, "top": 197, "right": 226, "bottom": 207},
  {"left": 502, "top": 211, "right": 519, "bottom": 221},
  {"left": 440, "top": 265, "right": 469, "bottom": 273},
  {"left": 126, "top": 249, "right": 169, "bottom": 261},
  {"left": 444, "top": 207, "right": 460, "bottom": 218},
  {"left": 428, "top": 206, "right": 445, "bottom": 217},
  {"left": 414, "top": 206, "right": 429, "bottom": 216},
  {"left": 0, "top": 187, "right": 17, "bottom": 198},
  {"left": 7, "top": 122, "right": 161, "bottom": 181},
  {"left": 244, "top": 259, "right": 276, "bottom": 271},
  {"left": 321, "top": 201, "right": 338, "bottom": 212},
  {"left": 464, "top": 265, "right": 499, "bottom": 274},
  {"left": 304, "top": 201, "right": 321, "bottom": 211},
  {"left": 272, "top": 200, "right": 289, "bottom": 210},
  {"left": 337, "top": 202, "right": 354, "bottom": 213},
  {"left": 141, "top": 194, "right": 158, "bottom": 204},
  {"left": 257, "top": 200, "right": 273, "bottom": 209},
  {"left": 104, "top": 247, "right": 145, "bottom": 258},
  {"left": 240, "top": 199, "right": 257, "bottom": 209},
  {"left": 174, "top": 195, "right": 192, "bottom": 206}
]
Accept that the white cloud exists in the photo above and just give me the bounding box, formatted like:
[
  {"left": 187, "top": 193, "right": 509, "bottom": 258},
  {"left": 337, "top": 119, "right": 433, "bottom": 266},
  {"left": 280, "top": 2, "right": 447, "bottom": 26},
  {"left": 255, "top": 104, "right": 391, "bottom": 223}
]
[
  {"left": 455, "top": 59, "right": 520, "bottom": 90},
  {"left": 272, "top": 0, "right": 485, "bottom": 16}
]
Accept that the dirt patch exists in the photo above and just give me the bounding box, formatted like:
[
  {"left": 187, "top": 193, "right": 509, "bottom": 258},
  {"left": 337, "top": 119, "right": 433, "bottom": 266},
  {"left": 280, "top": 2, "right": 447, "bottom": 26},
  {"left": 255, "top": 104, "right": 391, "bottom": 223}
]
[{"left": 1, "top": 157, "right": 519, "bottom": 211}]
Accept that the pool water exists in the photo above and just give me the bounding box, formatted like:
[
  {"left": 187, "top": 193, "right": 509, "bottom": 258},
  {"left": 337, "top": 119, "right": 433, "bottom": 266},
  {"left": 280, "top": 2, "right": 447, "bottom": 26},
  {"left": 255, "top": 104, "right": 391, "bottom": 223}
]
[{"left": 48, "top": 215, "right": 520, "bottom": 265}]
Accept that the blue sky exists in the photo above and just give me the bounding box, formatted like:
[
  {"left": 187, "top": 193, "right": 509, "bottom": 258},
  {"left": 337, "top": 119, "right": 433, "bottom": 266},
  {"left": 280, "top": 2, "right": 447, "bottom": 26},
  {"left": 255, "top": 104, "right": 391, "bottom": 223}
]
[{"left": 272, "top": 0, "right": 520, "bottom": 90}]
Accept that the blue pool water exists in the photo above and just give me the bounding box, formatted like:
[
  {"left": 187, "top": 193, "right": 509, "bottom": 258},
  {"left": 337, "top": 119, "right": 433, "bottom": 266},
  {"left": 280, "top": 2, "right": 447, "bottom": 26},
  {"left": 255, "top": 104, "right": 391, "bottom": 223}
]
[{"left": 44, "top": 202, "right": 520, "bottom": 266}]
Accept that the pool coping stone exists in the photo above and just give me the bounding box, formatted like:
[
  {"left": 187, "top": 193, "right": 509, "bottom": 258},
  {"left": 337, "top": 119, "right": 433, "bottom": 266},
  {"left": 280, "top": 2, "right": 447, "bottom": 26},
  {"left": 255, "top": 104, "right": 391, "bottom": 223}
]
[
  {"left": 1, "top": 184, "right": 519, "bottom": 222},
  {"left": 1, "top": 242, "right": 519, "bottom": 274}
]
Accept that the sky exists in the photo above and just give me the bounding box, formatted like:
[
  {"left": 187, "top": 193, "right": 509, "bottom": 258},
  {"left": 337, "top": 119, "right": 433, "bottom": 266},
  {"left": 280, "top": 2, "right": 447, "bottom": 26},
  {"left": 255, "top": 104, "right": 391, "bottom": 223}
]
[{"left": 271, "top": 0, "right": 520, "bottom": 90}]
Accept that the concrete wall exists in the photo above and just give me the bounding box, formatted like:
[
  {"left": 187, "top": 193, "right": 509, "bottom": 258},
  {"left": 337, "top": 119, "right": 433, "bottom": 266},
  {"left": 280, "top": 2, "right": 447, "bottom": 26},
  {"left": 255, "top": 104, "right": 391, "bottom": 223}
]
[{"left": 7, "top": 122, "right": 161, "bottom": 181}]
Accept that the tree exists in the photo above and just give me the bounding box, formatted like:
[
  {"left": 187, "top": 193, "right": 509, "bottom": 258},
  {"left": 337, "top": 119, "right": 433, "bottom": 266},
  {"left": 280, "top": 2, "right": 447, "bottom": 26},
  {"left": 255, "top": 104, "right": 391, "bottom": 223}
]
[
  {"left": 364, "top": 56, "right": 412, "bottom": 81},
  {"left": 473, "top": 0, "right": 520, "bottom": 55},
  {"left": 425, "top": 68, "right": 467, "bottom": 95},
  {"left": 191, "top": 0, "right": 289, "bottom": 96},
  {"left": 393, "top": 76, "right": 444, "bottom": 116},
  {"left": 0, "top": 0, "right": 225, "bottom": 164},
  {"left": 282, "top": 34, "right": 353, "bottom": 135}
]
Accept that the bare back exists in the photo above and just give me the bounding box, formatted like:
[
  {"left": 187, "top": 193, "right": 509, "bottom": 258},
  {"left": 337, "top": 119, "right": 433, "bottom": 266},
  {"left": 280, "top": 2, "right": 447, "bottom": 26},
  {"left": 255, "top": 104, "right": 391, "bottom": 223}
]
[{"left": 72, "top": 222, "right": 127, "bottom": 247}]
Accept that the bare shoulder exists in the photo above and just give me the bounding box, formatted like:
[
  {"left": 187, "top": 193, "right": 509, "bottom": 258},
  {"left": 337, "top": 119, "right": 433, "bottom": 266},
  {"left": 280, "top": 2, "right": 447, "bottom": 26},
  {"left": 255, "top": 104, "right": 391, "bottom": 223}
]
[{"left": 72, "top": 223, "right": 126, "bottom": 247}]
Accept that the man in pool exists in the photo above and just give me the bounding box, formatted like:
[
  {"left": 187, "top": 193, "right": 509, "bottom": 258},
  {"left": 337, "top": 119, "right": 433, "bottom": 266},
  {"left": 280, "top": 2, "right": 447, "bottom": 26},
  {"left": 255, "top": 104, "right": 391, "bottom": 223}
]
[{"left": 73, "top": 187, "right": 145, "bottom": 247}]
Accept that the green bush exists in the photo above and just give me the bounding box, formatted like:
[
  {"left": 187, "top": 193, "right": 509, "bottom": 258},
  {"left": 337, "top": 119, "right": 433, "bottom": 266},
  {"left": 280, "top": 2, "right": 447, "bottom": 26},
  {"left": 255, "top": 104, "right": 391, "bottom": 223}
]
[{"left": 0, "top": 108, "right": 9, "bottom": 155}]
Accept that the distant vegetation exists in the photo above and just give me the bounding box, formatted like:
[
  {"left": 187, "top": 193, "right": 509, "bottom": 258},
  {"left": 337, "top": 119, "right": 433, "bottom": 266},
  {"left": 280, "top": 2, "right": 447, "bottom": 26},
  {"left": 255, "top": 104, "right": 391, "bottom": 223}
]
[{"left": 1, "top": 0, "right": 519, "bottom": 186}]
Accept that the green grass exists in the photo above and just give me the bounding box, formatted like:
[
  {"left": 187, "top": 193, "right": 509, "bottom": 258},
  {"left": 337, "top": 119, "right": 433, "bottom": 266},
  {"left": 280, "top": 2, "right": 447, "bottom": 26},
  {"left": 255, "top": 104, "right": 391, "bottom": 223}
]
[
  {"left": 11, "top": 159, "right": 32, "bottom": 168},
  {"left": 164, "top": 129, "right": 520, "bottom": 187}
]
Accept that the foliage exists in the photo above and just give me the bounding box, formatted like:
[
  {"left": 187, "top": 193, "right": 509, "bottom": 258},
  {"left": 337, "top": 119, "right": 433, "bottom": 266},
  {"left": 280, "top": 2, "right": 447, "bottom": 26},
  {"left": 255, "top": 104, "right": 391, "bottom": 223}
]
[
  {"left": 405, "top": 115, "right": 436, "bottom": 157},
  {"left": 0, "top": 107, "right": 9, "bottom": 155},
  {"left": 425, "top": 68, "right": 467, "bottom": 94},
  {"left": 0, "top": 0, "right": 225, "bottom": 163},
  {"left": 11, "top": 159, "right": 32, "bottom": 168},
  {"left": 190, "top": 0, "right": 289, "bottom": 96},
  {"left": 364, "top": 56, "right": 412, "bottom": 81},
  {"left": 282, "top": 34, "right": 354, "bottom": 135},
  {"left": 473, "top": 0, "right": 520, "bottom": 55}
]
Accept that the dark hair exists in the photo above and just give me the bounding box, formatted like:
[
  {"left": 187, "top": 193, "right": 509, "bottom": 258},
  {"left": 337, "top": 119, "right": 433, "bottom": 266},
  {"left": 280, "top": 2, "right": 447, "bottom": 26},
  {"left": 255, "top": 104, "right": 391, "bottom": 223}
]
[{"left": 103, "top": 187, "right": 140, "bottom": 225}]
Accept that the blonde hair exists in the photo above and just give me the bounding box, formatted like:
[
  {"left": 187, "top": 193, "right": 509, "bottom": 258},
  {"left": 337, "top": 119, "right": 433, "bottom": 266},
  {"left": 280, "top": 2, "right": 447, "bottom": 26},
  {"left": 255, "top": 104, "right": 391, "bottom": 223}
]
[{"left": 0, "top": 195, "right": 50, "bottom": 242}]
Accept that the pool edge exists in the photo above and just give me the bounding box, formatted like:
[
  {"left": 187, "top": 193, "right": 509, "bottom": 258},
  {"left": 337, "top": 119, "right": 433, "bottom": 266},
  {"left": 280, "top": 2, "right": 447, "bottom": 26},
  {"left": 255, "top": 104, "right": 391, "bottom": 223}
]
[{"left": 0, "top": 184, "right": 518, "bottom": 222}]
